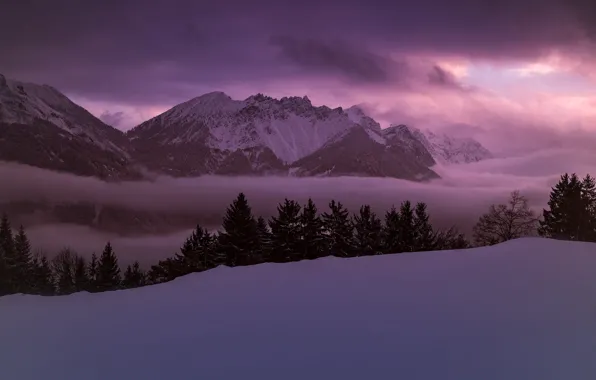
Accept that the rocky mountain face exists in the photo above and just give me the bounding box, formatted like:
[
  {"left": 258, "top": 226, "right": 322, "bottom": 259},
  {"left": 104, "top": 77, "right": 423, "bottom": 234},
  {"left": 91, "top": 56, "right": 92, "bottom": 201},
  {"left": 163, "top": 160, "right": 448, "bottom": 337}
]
[
  {"left": 126, "top": 94, "right": 445, "bottom": 180},
  {"left": 407, "top": 126, "right": 493, "bottom": 164},
  {"left": 0, "top": 74, "right": 141, "bottom": 180}
]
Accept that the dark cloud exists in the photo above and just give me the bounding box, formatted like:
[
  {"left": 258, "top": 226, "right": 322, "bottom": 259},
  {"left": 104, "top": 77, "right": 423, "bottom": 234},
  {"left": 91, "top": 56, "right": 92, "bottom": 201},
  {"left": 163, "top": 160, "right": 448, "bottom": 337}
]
[
  {"left": 99, "top": 111, "right": 125, "bottom": 127},
  {"left": 270, "top": 37, "right": 394, "bottom": 83},
  {"left": 427, "top": 65, "right": 466, "bottom": 90},
  {"left": 1, "top": 0, "right": 595, "bottom": 105}
]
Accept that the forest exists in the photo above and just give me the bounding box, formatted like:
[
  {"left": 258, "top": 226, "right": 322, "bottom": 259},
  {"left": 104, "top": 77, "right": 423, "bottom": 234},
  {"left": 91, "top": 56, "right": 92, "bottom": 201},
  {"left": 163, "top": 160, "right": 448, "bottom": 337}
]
[{"left": 0, "top": 172, "right": 593, "bottom": 297}]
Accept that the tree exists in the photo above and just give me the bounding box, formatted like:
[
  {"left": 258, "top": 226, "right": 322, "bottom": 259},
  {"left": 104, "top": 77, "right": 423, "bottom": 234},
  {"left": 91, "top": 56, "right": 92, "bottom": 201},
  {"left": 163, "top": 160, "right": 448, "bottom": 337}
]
[
  {"left": 436, "top": 227, "right": 471, "bottom": 250},
  {"left": 352, "top": 205, "right": 383, "bottom": 256},
  {"left": 299, "top": 198, "right": 326, "bottom": 260},
  {"left": 96, "top": 242, "right": 121, "bottom": 292},
  {"left": 256, "top": 216, "right": 272, "bottom": 263},
  {"left": 218, "top": 193, "right": 260, "bottom": 266},
  {"left": 13, "top": 225, "right": 33, "bottom": 293},
  {"left": 397, "top": 201, "right": 416, "bottom": 252},
  {"left": 122, "top": 261, "right": 146, "bottom": 289},
  {"left": 538, "top": 173, "right": 596, "bottom": 241},
  {"left": 0, "top": 244, "right": 10, "bottom": 296},
  {"left": 52, "top": 248, "right": 76, "bottom": 295},
  {"left": 87, "top": 253, "right": 98, "bottom": 292},
  {"left": 269, "top": 199, "right": 302, "bottom": 263},
  {"left": 0, "top": 213, "right": 15, "bottom": 292},
  {"left": 413, "top": 202, "right": 436, "bottom": 251},
  {"left": 32, "top": 252, "right": 55, "bottom": 296},
  {"left": 473, "top": 190, "right": 538, "bottom": 246},
  {"left": 322, "top": 200, "right": 355, "bottom": 257},
  {"left": 175, "top": 225, "right": 220, "bottom": 272},
  {"left": 382, "top": 206, "right": 401, "bottom": 253},
  {"left": 73, "top": 255, "right": 89, "bottom": 292}
]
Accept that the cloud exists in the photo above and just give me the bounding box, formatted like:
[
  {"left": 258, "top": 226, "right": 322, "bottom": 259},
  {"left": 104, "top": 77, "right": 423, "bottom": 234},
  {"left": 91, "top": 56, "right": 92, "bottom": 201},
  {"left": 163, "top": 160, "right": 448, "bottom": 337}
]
[{"left": 3, "top": 145, "right": 596, "bottom": 262}]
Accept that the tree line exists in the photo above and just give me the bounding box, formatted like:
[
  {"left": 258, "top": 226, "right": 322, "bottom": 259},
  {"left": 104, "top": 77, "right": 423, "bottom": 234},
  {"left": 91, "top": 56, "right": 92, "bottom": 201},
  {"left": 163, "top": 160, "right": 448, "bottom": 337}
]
[{"left": 0, "top": 172, "right": 593, "bottom": 297}]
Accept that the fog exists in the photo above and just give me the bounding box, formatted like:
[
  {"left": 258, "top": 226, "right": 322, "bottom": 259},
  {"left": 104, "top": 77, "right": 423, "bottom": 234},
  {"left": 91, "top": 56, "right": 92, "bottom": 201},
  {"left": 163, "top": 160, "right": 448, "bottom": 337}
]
[{"left": 1, "top": 147, "right": 594, "bottom": 265}]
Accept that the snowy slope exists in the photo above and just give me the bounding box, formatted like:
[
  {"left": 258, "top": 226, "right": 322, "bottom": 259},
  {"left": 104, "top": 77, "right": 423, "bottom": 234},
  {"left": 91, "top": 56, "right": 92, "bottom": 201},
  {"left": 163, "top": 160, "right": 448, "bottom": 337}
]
[
  {"left": 129, "top": 93, "right": 362, "bottom": 164},
  {"left": 408, "top": 126, "right": 493, "bottom": 164},
  {"left": 2, "top": 238, "right": 595, "bottom": 380},
  {"left": 0, "top": 74, "right": 140, "bottom": 179}
]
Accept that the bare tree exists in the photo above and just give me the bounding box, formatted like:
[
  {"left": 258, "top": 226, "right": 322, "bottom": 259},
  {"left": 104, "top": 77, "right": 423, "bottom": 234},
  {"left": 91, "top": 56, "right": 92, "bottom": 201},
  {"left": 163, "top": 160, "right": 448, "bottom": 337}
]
[{"left": 473, "top": 190, "right": 538, "bottom": 246}]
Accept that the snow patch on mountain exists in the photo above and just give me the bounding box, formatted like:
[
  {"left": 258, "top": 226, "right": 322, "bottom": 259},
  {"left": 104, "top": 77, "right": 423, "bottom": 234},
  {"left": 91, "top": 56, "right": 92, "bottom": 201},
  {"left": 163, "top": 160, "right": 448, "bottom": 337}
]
[{"left": 411, "top": 128, "right": 493, "bottom": 164}]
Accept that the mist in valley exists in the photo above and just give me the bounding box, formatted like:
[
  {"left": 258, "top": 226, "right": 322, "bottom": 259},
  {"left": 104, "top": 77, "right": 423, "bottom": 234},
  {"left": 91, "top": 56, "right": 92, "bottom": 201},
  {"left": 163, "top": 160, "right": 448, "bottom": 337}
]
[{"left": 1, "top": 146, "right": 593, "bottom": 265}]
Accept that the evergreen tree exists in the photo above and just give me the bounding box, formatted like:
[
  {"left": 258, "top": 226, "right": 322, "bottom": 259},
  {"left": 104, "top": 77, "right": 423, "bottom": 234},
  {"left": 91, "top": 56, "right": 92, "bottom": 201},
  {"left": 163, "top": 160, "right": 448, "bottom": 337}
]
[
  {"left": 218, "top": 193, "right": 260, "bottom": 266},
  {"left": 539, "top": 173, "right": 596, "bottom": 241},
  {"left": 175, "top": 225, "right": 220, "bottom": 272},
  {"left": 37, "top": 255, "right": 55, "bottom": 296},
  {"left": 87, "top": 253, "right": 98, "bottom": 292},
  {"left": 122, "top": 261, "right": 146, "bottom": 289},
  {"left": 300, "top": 198, "right": 327, "bottom": 260},
  {"left": 322, "top": 200, "right": 355, "bottom": 257},
  {"left": 0, "top": 213, "right": 15, "bottom": 292},
  {"left": 382, "top": 206, "right": 401, "bottom": 253},
  {"left": 413, "top": 202, "right": 436, "bottom": 251},
  {"left": 436, "top": 227, "right": 470, "bottom": 250},
  {"left": 269, "top": 199, "right": 302, "bottom": 263},
  {"left": 13, "top": 225, "right": 33, "bottom": 293},
  {"left": 52, "top": 248, "right": 76, "bottom": 295},
  {"left": 256, "top": 216, "right": 272, "bottom": 263},
  {"left": 352, "top": 204, "right": 383, "bottom": 256},
  {"left": 0, "top": 244, "right": 9, "bottom": 296},
  {"left": 398, "top": 201, "right": 416, "bottom": 252},
  {"left": 73, "top": 255, "right": 89, "bottom": 292},
  {"left": 96, "top": 242, "right": 121, "bottom": 292}
]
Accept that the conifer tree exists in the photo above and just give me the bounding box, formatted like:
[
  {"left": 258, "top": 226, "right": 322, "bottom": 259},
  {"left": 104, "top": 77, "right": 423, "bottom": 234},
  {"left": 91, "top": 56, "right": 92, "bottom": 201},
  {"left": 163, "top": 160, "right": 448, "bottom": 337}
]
[
  {"left": 35, "top": 255, "right": 55, "bottom": 296},
  {"left": 96, "top": 242, "right": 121, "bottom": 291},
  {"left": 73, "top": 255, "right": 89, "bottom": 292},
  {"left": 87, "top": 253, "right": 98, "bottom": 292},
  {"left": 436, "top": 227, "right": 470, "bottom": 250},
  {"left": 218, "top": 193, "right": 260, "bottom": 266},
  {"left": 539, "top": 173, "right": 596, "bottom": 241},
  {"left": 300, "top": 198, "right": 326, "bottom": 260},
  {"left": 382, "top": 206, "right": 401, "bottom": 253},
  {"left": 0, "top": 244, "right": 9, "bottom": 296},
  {"left": 269, "top": 199, "right": 302, "bottom": 263},
  {"left": 122, "top": 261, "right": 146, "bottom": 288},
  {"left": 352, "top": 204, "right": 383, "bottom": 256},
  {"left": 256, "top": 216, "right": 272, "bottom": 263},
  {"left": 0, "top": 213, "right": 15, "bottom": 291},
  {"left": 13, "top": 225, "right": 33, "bottom": 293},
  {"left": 398, "top": 201, "right": 416, "bottom": 252},
  {"left": 52, "top": 248, "right": 76, "bottom": 295},
  {"left": 172, "top": 224, "right": 221, "bottom": 276},
  {"left": 413, "top": 202, "right": 436, "bottom": 251},
  {"left": 322, "top": 200, "right": 355, "bottom": 257}
]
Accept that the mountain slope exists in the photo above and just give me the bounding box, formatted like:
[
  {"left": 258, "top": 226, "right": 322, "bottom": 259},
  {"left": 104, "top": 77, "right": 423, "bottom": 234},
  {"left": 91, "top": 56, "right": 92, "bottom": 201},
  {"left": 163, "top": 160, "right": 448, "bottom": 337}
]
[
  {"left": 388, "top": 124, "right": 492, "bottom": 164},
  {"left": 0, "top": 74, "right": 140, "bottom": 179},
  {"left": 2, "top": 238, "right": 595, "bottom": 379},
  {"left": 292, "top": 125, "right": 438, "bottom": 180},
  {"left": 127, "top": 93, "right": 439, "bottom": 180}
]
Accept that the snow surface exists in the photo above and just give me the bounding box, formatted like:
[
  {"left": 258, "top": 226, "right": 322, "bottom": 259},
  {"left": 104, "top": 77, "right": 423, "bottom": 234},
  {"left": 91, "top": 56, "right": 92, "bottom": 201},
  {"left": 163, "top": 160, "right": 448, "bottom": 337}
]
[
  {"left": 2, "top": 238, "right": 596, "bottom": 380},
  {"left": 410, "top": 127, "right": 493, "bottom": 164}
]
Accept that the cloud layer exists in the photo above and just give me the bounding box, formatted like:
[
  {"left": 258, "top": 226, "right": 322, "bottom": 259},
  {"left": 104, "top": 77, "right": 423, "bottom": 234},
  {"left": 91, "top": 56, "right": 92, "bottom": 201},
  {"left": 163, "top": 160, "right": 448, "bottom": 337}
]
[{"left": 3, "top": 145, "right": 596, "bottom": 263}]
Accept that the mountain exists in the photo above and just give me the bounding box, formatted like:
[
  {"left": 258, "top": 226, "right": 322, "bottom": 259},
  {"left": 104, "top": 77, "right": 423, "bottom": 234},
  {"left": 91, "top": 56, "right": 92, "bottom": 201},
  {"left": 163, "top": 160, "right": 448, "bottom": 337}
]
[
  {"left": 127, "top": 93, "right": 439, "bottom": 181},
  {"left": 0, "top": 74, "right": 141, "bottom": 180},
  {"left": 403, "top": 125, "right": 493, "bottom": 164},
  {"left": 291, "top": 125, "right": 438, "bottom": 179}
]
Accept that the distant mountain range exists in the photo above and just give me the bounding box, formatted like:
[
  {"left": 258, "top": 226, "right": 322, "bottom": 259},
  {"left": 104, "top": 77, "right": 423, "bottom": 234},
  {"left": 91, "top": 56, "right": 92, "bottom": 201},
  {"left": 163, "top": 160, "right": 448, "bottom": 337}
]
[{"left": 0, "top": 74, "right": 493, "bottom": 182}]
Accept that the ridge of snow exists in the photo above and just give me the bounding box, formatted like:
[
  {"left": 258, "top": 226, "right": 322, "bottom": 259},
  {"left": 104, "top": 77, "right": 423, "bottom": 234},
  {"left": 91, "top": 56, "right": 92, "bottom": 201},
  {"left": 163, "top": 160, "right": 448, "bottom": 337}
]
[{"left": 411, "top": 127, "right": 492, "bottom": 164}]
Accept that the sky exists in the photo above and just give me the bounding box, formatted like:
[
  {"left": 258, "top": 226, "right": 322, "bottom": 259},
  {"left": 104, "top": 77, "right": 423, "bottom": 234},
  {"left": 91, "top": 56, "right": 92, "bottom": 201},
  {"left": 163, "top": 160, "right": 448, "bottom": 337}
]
[{"left": 2, "top": 0, "right": 596, "bottom": 155}]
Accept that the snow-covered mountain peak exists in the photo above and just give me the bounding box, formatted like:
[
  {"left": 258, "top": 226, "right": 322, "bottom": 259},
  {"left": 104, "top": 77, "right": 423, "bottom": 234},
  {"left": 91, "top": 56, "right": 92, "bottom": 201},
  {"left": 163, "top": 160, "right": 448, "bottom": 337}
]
[
  {"left": 346, "top": 106, "right": 382, "bottom": 131},
  {"left": 395, "top": 125, "right": 493, "bottom": 164}
]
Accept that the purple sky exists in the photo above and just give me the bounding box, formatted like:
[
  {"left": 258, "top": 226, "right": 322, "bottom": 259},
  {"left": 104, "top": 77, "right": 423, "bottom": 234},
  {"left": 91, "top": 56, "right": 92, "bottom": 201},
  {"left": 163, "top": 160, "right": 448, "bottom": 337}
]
[{"left": 2, "top": 0, "right": 596, "bottom": 154}]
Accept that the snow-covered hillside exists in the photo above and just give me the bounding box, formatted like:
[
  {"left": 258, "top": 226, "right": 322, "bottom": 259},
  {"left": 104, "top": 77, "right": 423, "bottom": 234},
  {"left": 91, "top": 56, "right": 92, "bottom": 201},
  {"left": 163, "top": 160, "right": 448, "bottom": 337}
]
[
  {"left": 1, "top": 238, "right": 595, "bottom": 380},
  {"left": 409, "top": 126, "right": 493, "bottom": 164},
  {"left": 0, "top": 74, "right": 140, "bottom": 179}
]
